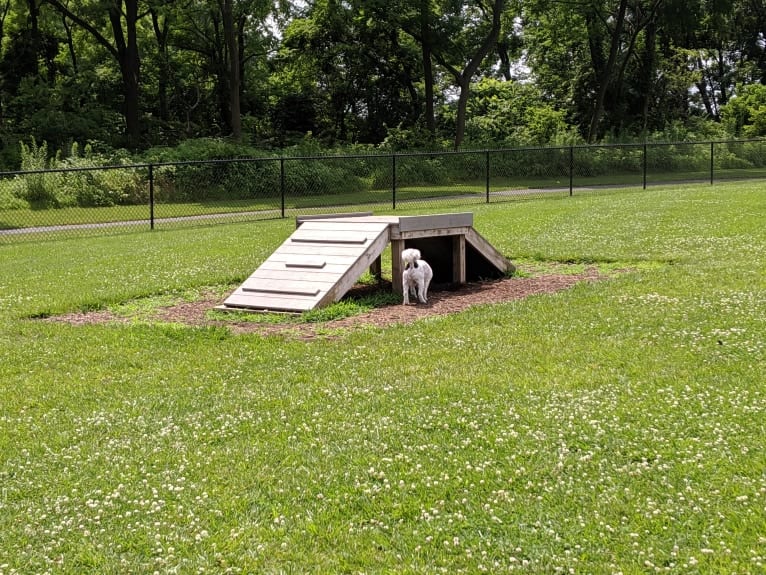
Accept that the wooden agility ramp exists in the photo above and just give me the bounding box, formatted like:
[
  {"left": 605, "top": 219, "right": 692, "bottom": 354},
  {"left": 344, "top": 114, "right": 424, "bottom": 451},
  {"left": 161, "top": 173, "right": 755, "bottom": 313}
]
[{"left": 220, "top": 212, "right": 513, "bottom": 313}]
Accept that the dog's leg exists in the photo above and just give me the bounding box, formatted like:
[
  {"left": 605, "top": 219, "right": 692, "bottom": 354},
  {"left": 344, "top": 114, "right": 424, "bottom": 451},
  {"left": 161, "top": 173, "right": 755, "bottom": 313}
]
[
  {"left": 402, "top": 275, "right": 410, "bottom": 305},
  {"left": 411, "top": 279, "right": 421, "bottom": 303},
  {"left": 422, "top": 265, "right": 433, "bottom": 304}
]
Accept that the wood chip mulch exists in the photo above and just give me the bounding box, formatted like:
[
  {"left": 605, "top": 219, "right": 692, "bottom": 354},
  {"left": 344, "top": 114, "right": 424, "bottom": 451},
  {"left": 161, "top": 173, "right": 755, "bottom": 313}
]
[{"left": 44, "top": 267, "right": 604, "bottom": 339}]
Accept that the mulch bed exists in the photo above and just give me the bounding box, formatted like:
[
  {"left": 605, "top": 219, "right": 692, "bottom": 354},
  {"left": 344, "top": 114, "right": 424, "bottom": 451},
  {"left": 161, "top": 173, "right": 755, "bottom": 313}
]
[{"left": 45, "top": 267, "right": 603, "bottom": 339}]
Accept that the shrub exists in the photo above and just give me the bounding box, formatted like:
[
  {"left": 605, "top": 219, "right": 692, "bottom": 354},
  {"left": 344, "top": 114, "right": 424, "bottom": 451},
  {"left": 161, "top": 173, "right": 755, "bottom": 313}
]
[
  {"left": 283, "top": 158, "right": 365, "bottom": 196},
  {"left": 18, "top": 139, "right": 59, "bottom": 207},
  {"left": 153, "top": 160, "right": 283, "bottom": 202},
  {"left": 52, "top": 143, "right": 147, "bottom": 207},
  {"left": 0, "top": 178, "right": 30, "bottom": 210}
]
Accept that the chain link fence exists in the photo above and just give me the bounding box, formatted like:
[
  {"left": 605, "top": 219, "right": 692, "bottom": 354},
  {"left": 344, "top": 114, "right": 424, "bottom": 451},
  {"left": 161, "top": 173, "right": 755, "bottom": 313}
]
[{"left": 2, "top": 139, "right": 765, "bottom": 243}]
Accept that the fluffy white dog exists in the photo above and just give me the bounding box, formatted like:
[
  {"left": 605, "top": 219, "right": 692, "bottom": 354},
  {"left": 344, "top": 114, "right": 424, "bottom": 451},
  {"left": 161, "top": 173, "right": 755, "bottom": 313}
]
[{"left": 401, "top": 248, "right": 433, "bottom": 305}]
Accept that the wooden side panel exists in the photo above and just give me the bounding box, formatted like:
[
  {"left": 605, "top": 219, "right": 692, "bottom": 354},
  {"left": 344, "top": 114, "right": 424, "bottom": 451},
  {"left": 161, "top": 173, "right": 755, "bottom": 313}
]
[
  {"left": 397, "top": 212, "right": 473, "bottom": 233},
  {"left": 465, "top": 227, "right": 514, "bottom": 274},
  {"left": 318, "top": 230, "right": 392, "bottom": 307},
  {"left": 391, "top": 226, "right": 472, "bottom": 240}
]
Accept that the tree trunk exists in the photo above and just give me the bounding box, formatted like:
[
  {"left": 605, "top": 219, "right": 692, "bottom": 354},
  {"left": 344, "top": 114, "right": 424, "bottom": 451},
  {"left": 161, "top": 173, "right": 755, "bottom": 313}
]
[
  {"left": 587, "top": 0, "right": 628, "bottom": 143},
  {"left": 0, "top": 0, "right": 9, "bottom": 123},
  {"left": 221, "top": 0, "right": 241, "bottom": 140},
  {"left": 443, "top": 0, "right": 505, "bottom": 149},
  {"left": 640, "top": 19, "right": 657, "bottom": 133},
  {"left": 151, "top": 9, "right": 170, "bottom": 122},
  {"left": 109, "top": 0, "right": 141, "bottom": 149},
  {"left": 61, "top": 15, "right": 78, "bottom": 74},
  {"left": 497, "top": 40, "right": 512, "bottom": 81},
  {"left": 454, "top": 76, "right": 471, "bottom": 150},
  {"left": 420, "top": 0, "right": 435, "bottom": 134}
]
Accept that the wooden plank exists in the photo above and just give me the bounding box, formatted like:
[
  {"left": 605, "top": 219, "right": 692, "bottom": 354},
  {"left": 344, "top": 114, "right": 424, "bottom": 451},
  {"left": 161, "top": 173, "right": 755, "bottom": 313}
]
[
  {"left": 275, "top": 244, "right": 382, "bottom": 257},
  {"left": 223, "top": 218, "right": 392, "bottom": 312},
  {"left": 258, "top": 262, "right": 354, "bottom": 275},
  {"left": 305, "top": 216, "right": 399, "bottom": 225},
  {"left": 223, "top": 294, "right": 317, "bottom": 312},
  {"left": 291, "top": 233, "right": 368, "bottom": 245},
  {"left": 391, "top": 226, "right": 472, "bottom": 240},
  {"left": 240, "top": 276, "right": 335, "bottom": 290},
  {"left": 397, "top": 212, "right": 473, "bottom": 233},
  {"left": 452, "top": 235, "right": 466, "bottom": 283},
  {"left": 295, "top": 212, "right": 373, "bottom": 227},
  {"left": 390, "top": 238, "right": 405, "bottom": 295},
  {"left": 283, "top": 257, "right": 326, "bottom": 268},
  {"left": 298, "top": 221, "right": 392, "bottom": 232},
  {"left": 243, "top": 284, "right": 321, "bottom": 296},
  {"left": 267, "top": 251, "right": 360, "bottom": 262},
  {"left": 247, "top": 268, "right": 344, "bottom": 281}
]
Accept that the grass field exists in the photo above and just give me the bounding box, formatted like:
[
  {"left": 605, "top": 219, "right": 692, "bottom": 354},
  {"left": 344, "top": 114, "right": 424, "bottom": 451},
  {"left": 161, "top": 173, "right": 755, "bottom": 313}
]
[{"left": 1, "top": 182, "right": 765, "bottom": 574}]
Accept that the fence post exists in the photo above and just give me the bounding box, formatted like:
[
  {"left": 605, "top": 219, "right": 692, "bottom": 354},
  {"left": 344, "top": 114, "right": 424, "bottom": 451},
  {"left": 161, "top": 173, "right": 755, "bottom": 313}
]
[
  {"left": 280, "top": 158, "right": 286, "bottom": 218},
  {"left": 710, "top": 142, "right": 714, "bottom": 185},
  {"left": 569, "top": 146, "right": 574, "bottom": 196},
  {"left": 392, "top": 154, "right": 397, "bottom": 210},
  {"left": 149, "top": 163, "right": 155, "bottom": 230},
  {"left": 485, "top": 150, "right": 490, "bottom": 203},
  {"left": 643, "top": 143, "right": 647, "bottom": 190}
]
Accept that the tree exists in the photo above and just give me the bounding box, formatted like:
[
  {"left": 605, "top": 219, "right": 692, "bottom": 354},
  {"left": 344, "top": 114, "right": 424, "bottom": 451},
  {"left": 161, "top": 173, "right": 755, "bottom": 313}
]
[
  {"left": 721, "top": 83, "right": 766, "bottom": 137},
  {"left": 428, "top": 0, "right": 506, "bottom": 149},
  {"left": 220, "top": 0, "right": 241, "bottom": 139},
  {"left": 171, "top": 0, "right": 273, "bottom": 140},
  {"left": 583, "top": 0, "right": 664, "bottom": 142},
  {"left": 46, "top": 0, "right": 143, "bottom": 148},
  {"left": 278, "top": 0, "right": 422, "bottom": 144}
]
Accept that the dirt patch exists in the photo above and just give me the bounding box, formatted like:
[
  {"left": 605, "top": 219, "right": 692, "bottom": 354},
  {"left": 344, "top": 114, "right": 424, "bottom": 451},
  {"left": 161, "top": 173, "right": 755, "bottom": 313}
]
[{"left": 45, "top": 266, "right": 606, "bottom": 339}]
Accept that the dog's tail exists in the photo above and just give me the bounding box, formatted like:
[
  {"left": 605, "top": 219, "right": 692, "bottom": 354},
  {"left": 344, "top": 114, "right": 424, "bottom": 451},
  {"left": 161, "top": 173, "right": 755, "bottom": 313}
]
[{"left": 402, "top": 248, "right": 421, "bottom": 269}]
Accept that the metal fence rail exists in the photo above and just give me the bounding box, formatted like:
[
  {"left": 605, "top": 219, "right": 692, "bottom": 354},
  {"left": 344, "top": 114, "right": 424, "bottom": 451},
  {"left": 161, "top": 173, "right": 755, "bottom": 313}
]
[{"left": 1, "top": 139, "right": 765, "bottom": 243}]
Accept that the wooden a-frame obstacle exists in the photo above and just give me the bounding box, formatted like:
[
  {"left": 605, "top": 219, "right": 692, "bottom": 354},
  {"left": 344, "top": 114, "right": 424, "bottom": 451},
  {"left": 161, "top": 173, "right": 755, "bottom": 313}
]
[{"left": 218, "top": 212, "right": 515, "bottom": 313}]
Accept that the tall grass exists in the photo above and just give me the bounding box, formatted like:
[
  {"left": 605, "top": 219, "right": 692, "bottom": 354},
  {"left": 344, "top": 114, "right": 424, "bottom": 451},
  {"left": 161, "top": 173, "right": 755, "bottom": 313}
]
[{"left": 0, "top": 182, "right": 764, "bottom": 573}]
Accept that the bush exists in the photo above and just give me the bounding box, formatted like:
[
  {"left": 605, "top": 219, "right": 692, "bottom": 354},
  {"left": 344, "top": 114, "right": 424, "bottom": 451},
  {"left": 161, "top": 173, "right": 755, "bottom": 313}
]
[
  {"left": 17, "top": 139, "right": 60, "bottom": 207},
  {"left": 0, "top": 178, "right": 30, "bottom": 210},
  {"left": 153, "top": 160, "right": 281, "bottom": 202},
  {"left": 284, "top": 158, "right": 366, "bottom": 196}
]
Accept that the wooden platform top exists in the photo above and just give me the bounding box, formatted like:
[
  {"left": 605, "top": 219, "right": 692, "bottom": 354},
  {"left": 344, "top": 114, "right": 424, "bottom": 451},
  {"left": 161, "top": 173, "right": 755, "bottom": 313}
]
[{"left": 302, "top": 212, "right": 473, "bottom": 230}]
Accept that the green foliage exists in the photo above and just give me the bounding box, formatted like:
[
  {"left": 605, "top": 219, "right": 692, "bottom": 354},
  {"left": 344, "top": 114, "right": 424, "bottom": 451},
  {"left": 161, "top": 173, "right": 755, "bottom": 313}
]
[
  {"left": 1, "top": 0, "right": 765, "bottom": 154},
  {"left": 13, "top": 139, "right": 146, "bottom": 208},
  {"left": 18, "top": 138, "right": 57, "bottom": 207},
  {"left": 145, "top": 138, "right": 370, "bottom": 202},
  {"left": 721, "top": 84, "right": 766, "bottom": 137},
  {"left": 463, "top": 78, "right": 580, "bottom": 147},
  {"left": 0, "top": 179, "right": 30, "bottom": 210}
]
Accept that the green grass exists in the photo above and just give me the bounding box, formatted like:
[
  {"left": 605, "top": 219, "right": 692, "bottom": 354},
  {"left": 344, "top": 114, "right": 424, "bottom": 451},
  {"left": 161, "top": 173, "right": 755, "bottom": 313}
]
[
  {"left": 1, "top": 181, "right": 765, "bottom": 573},
  {"left": 8, "top": 169, "right": 766, "bottom": 231}
]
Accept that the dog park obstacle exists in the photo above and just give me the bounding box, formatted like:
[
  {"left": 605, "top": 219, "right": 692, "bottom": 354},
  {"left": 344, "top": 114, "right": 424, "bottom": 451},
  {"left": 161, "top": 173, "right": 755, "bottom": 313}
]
[{"left": 219, "top": 212, "right": 514, "bottom": 313}]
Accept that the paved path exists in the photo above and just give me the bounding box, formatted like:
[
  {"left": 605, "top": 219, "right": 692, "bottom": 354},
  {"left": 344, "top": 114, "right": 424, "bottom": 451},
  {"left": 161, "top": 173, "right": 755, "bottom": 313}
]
[{"left": 0, "top": 187, "right": 576, "bottom": 238}]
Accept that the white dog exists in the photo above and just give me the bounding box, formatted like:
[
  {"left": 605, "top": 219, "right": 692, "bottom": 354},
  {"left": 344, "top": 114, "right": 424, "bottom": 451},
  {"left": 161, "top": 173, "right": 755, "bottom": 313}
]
[{"left": 401, "top": 248, "right": 433, "bottom": 305}]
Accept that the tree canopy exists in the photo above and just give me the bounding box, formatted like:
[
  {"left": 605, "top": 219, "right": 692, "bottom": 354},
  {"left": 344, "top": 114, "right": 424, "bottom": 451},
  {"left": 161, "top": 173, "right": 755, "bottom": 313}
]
[{"left": 1, "top": 0, "right": 766, "bottom": 165}]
